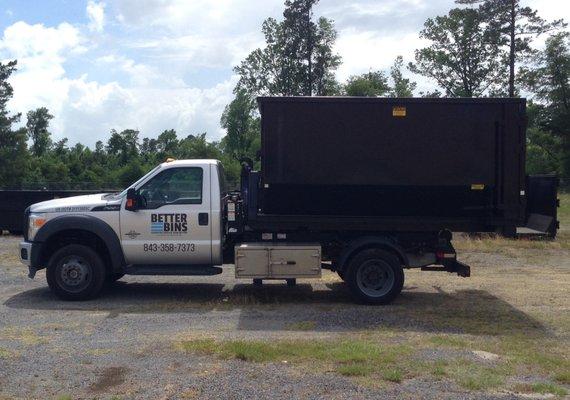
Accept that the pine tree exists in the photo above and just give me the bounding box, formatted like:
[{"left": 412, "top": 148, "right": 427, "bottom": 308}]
[{"left": 456, "top": 0, "right": 566, "bottom": 96}]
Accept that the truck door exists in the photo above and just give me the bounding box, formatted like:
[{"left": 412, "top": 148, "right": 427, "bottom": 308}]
[{"left": 120, "top": 166, "right": 212, "bottom": 265}]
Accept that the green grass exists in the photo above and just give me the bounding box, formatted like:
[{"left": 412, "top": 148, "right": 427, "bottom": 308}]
[
  {"left": 337, "top": 363, "right": 373, "bottom": 377},
  {"left": 515, "top": 382, "right": 568, "bottom": 397},
  {"left": 179, "top": 338, "right": 413, "bottom": 382},
  {"left": 0, "top": 347, "right": 9, "bottom": 358},
  {"left": 428, "top": 335, "right": 469, "bottom": 348},
  {"left": 431, "top": 362, "right": 448, "bottom": 378},
  {"left": 446, "top": 361, "right": 506, "bottom": 390},
  {"left": 179, "top": 334, "right": 570, "bottom": 393},
  {"left": 554, "top": 370, "right": 570, "bottom": 384},
  {"left": 529, "top": 382, "right": 568, "bottom": 396},
  {"left": 179, "top": 338, "right": 407, "bottom": 364},
  {"left": 382, "top": 369, "right": 403, "bottom": 383}
]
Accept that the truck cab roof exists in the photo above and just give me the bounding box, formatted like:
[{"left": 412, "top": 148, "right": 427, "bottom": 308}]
[{"left": 160, "top": 159, "right": 220, "bottom": 168}]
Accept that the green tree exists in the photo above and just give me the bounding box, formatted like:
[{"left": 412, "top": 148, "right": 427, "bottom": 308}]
[
  {"left": 234, "top": 0, "right": 341, "bottom": 96},
  {"left": 521, "top": 33, "right": 570, "bottom": 178},
  {"left": 140, "top": 137, "right": 158, "bottom": 164},
  {"left": 409, "top": 8, "right": 501, "bottom": 97},
  {"left": 53, "top": 138, "right": 68, "bottom": 157},
  {"left": 156, "top": 129, "right": 178, "bottom": 159},
  {"left": 456, "top": 0, "right": 566, "bottom": 97},
  {"left": 344, "top": 71, "right": 390, "bottom": 97},
  {"left": 114, "top": 160, "right": 146, "bottom": 188},
  {"left": 26, "top": 107, "right": 53, "bottom": 156},
  {"left": 390, "top": 56, "right": 416, "bottom": 97},
  {"left": 106, "top": 129, "right": 140, "bottom": 165},
  {"left": 0, "top": 60, "right": 28, "bottom": 188},
  {"left": 220, "top": 90, "right": 260, "bottom": 160},
  {"left": 178, "top": 133, "right": 222, "bottom": 159}
]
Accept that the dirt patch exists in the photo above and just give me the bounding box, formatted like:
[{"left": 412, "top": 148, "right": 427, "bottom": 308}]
[{"left": 89, "top": 366, "right": 129, "bottom": 393}]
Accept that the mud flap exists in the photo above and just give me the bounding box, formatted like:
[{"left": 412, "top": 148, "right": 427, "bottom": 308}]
[{"left": 421, "top": 260, "right": 471, "bottom": 277}]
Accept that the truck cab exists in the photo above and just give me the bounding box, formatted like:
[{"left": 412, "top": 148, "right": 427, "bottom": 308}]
[{"left": 20, "top": 159, "right": 227, "bottom": 300}]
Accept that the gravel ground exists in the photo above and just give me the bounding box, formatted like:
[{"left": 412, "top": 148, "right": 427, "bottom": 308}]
[{"left": 0, "top": 234, "right": 568, "bottom": 400}]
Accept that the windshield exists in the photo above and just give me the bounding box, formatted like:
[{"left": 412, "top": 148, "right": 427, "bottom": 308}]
[{"left": 117, "top": 164, "right": 162, "bottom": 197}]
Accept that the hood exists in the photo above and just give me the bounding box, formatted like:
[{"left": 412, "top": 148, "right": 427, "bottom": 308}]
[{"left": 29, "top": 193, "right": 120, "bottom": 213}]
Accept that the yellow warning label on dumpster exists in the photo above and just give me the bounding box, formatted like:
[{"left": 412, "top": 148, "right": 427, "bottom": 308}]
[
  {"left": 392, "top": 106, "right": 406, "bottom": 117},
  {"left": 471, "top": 184, "right": 485, "bottom": 190}
]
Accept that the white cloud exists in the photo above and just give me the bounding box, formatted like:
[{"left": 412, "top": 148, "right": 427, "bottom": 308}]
[
  {"left": 0, "top": 19, "right": 234, "bottom": 146},
  {"left": 113, "top": 0, "right": 282, "bottom": 34},
  {"left": 96, "top": 54, "right": 164, "bottom": 86},
  {"left": 335, "top": 29, "right": 427, "bottom": 80},
  {"left": 86, "top": 1, "right": 106, "bottom": 32},
  {"left": 0, "top": 22, "right": 85, "bottom": 134},
  {"left": 60, "top": 76, "right": 236, "bottom": 145}
]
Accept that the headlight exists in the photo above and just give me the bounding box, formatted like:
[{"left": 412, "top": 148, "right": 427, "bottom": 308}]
[{"left": 28, "top": 214, "right": 47, "bottom": 241}]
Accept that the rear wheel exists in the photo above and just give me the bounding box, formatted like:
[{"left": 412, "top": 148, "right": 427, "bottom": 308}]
[
  {"left": 346, "top": 249, "right": 404, "bottom": 304},
  {"left": 46, "top": 244, "right": 106, "bottom": 301}
]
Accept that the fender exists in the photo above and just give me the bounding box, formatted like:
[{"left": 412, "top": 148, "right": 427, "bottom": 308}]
[
  {"left": 34, "top": 215, "right": 125, "bottom": 272},
  {"left": 337, "top": 236, "right": 408, "bottom": 271}
]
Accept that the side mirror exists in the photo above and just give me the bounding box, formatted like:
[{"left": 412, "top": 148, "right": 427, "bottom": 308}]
[{"left": 125, "top": 188, "right": 138, "bottom": 211}]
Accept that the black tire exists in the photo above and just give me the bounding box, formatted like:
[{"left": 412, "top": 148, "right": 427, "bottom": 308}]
[
  {"left": 345, "top": 249, "right": 404, "bottom": 304},
  {"left": 253, "top": 278, "right": 263, "bottom": 286},
  {"left": 106, "top": 273, "right": 125, "bottom": 283},
  {"left": 46, "top": 244, "right": 106, "bottom": 301},
  {"left": 337, "top": 270, "right": 345, "bottom": 281}
]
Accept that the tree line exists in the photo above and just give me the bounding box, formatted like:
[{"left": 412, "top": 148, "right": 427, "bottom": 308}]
[{"left": 0, "top": 0, "right": 568, "bottom": 191}]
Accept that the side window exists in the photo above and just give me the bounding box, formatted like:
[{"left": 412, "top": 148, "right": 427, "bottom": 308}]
[{"left": 138, "top": 167, "right": 203, "bottom": 209}]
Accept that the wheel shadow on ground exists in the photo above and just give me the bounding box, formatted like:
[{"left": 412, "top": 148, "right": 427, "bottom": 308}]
[{"left": 3, "top": 280, "right": 548, "bottom": 337}]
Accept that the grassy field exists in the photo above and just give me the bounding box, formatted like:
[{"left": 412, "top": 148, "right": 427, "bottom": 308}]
[{"left": 176, "top": 194, "right": 570, "bottom": 397}]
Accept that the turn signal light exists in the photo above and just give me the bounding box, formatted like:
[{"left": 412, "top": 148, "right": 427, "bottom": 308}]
[{"left": 33, "top": 217, "right": 47, "bottom": 228}]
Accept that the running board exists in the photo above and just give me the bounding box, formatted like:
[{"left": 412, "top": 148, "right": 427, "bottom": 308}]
[{"left": 124, "top": 265, "right": 223, "bottom": 276}]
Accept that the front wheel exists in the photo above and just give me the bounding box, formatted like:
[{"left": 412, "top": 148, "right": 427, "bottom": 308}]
[
  {"left": 346, "top": 249, "right": 404, "bottom": 304},
  {"left": 46, "top": 244, "right": 106, "bottom": 301}
]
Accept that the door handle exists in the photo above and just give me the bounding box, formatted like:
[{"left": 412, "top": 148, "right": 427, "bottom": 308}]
[{"left": 198, "top": 213, "right": 209, "bottom": 226}]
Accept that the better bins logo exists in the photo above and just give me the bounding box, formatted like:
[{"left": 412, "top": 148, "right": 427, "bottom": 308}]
[{"left": 150, "top": 213, "right": 188, "bottom": 235}]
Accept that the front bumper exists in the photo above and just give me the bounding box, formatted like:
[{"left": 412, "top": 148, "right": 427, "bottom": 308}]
[
  {"left": 19, "top": 241, "right": 32, "bottom": 266},
  {"left": 19, "top": 241, "right": 43, "bottom": 278}
]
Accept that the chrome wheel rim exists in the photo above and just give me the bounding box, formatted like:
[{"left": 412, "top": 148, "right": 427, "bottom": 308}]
[{"left": 356, "top": 259, "right": 395, "bottom": 298}]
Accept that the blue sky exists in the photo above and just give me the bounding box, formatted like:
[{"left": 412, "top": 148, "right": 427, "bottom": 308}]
[{"left": 0, "top": 0, "right": 567, "bottom": 146}]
